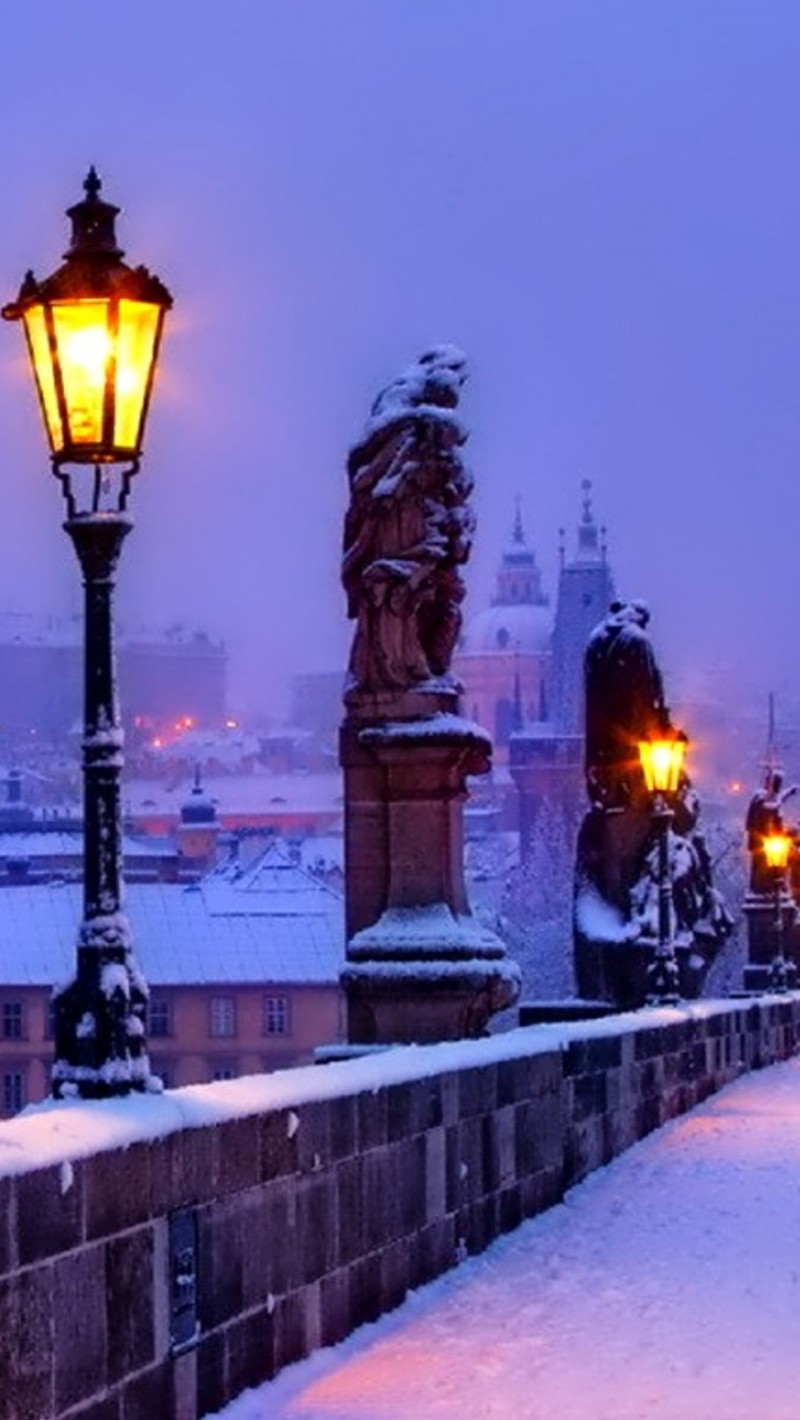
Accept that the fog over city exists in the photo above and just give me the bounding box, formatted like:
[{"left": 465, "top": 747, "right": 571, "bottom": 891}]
[{"left": 0, "top": 0, "right": 798, "bottom": 718}]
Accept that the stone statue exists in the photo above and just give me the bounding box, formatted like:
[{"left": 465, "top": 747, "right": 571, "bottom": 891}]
[
  {"left": 339, "top": 348, "right": 519, "bottom": 1044},
  {"left": 342, "top": 347, "right": 475, "bottom": 695},
  {"left": 584, "top": 599, "right": 670, "bottom": 808},
  {"left": 746, "top": 770, "right": 797, "bottom": 894},
  {"left": 575, "top": 599, "right": 733, "bottom": 1007}
]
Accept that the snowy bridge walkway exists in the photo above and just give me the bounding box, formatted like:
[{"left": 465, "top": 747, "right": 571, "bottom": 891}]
[{"left": 209, "top": 1056, "right": 800, "bottom": 1420}]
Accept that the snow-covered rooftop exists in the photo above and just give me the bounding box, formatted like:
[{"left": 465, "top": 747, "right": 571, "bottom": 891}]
[
  {"left": 0, "top": 845, "right": 344, "bottom": 987},
  {"left": 122, "top": 771, "right": 343, "bottom": 818},
  {"left": 0, "top": 831, "right": 176, "bottom": 861}
]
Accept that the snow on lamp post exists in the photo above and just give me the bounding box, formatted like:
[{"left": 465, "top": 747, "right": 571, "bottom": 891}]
[
  {"left": 762, "top": 831, "right": 793, "bottom": 991},
  {"left": 3, "top": 170, "right": 173, "bottom": 1097},
  {"left": 638, "top": 730, "right": 688, "bottom": 1005}
]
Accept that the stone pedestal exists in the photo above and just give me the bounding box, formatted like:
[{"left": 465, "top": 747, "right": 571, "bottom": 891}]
[
  {"left": 340, "top": 687, "right": 520, "bottom": 1044},
  {"left": 742, "top": 890, "right": 799, "bottom": 990}
]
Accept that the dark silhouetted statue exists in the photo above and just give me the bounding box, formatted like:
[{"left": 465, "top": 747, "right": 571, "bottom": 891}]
[
  {"left": 342, "top": 346, "right": 475, "bottom": 695},
  {"left": 574, "top": 600, "right": 733, "bottom": 1008},
  {"left": 584, "top": 599, "right": 669, "bottom": 809},
  {"left": 746, "top": 770, "right": 797, "bottom": 894}
]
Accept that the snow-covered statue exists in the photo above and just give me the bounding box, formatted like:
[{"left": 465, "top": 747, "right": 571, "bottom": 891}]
[
  {"left": 574, "top": 600, "right": 733, "bottom": 1007},
  {"left": 746, "top": 769, "right": 797, "bottom": 894},
  {"left": 342, "top": 346, "right": 475, "bottom": 695},
  {"left": 339, "top": 348, "right": 519, "bottom": 1044}
]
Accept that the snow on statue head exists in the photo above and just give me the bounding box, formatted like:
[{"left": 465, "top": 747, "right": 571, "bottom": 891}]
[
  {"left": 342, "top": 347, "right": 475, "bottom": 696},
  {"left": 366, "top": 346, "right": 468, "bottom": 431}
]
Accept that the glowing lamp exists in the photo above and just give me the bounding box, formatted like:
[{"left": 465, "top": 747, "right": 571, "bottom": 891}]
[
  {"left": 638, "top": 732, "right": 687, "bottom": 796},
  {"left": 1, "top": 172, "right": 174, "bottom": 1099},
  {"left": 763, "top": 833, "right": 792, "bottom": 872},
  {"left": 2, "top": 168, "right": 172, "bottom": 469}
]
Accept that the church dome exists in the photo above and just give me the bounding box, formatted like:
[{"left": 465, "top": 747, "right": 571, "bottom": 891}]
[
  {"left": 460, "top": 600, "right": 552, "bottom": 655},
  {"left": 459, "top": 502, "right": 553, "bottom": 655}
]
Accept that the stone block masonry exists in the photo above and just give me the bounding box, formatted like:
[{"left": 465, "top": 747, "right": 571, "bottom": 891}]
[{"left": 1, "top": 995, "right": 799, "bottom": 1419}]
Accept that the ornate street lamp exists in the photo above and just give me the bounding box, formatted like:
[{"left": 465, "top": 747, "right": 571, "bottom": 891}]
[
  {"left": 762, "top": 831, "right": 793, "bottom": 990},
  {"left": 638, "top": 730, "right": 688, "bottom": 1004},
  {"left": 3, "top": 170, "right": 173, "bottom": 1097}
]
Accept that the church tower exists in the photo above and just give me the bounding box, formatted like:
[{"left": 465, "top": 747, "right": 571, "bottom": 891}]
[
  {"left": 492, "top": 500, "right": 549, "bottom": 610},
  {"left": 509, "top": 482, "right": 615, "bottom": 855},
  {"left": 549, "top": 480, "right": 615, "bottom": 735}
]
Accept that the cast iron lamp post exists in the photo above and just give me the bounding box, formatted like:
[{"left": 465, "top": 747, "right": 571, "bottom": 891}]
[
  {"left": 762, "top": 831, "right": 793, "bottom": 991},
  {"left": 638, "top": 731, "right": 688, "bottom": 1005},
  {"left": 3, "top": 170, "right": 173, "bottom": 1097}
]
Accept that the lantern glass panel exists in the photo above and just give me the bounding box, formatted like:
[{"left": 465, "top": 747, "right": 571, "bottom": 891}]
[
  {"left": 22, "top": 304, "right": 62, "bottom": 451},
  {"left": 51, "top": 299, "right": 111, "bottom": 446},
  {"left": 113, "top": 300, "right": 161, "bottom": 451},
  {"left": 639, "top": 737, "right": 686, "bottom": 794},
  {"left": 763, "top": 834, "right": 791, "bottom": 871}
]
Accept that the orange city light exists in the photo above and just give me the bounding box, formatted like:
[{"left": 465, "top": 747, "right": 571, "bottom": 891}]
[
  {"left": 763, "top": 833, "right": 792, "bottom": 872},
  {"left": 2, "top": 168, "right": 172, "bottom": 469},
  {"left": 638, "top": 732, "right": 688, "bottom": 795}
]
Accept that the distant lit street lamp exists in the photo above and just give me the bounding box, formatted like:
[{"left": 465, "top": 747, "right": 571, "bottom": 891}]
[
  {"left": 762, "top": 831, "right": 793, "bottom": 991},
  {"left": 638, "top": 730, "right": 688, "bottom": 1005},
  {"left": 3, "top": 170, "right": 172, "bottom": 1097}
]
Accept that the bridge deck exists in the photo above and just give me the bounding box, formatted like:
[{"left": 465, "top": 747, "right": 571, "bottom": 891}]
[{"left": 209, "top": 1056, "right": 800, "bottom": 1420}]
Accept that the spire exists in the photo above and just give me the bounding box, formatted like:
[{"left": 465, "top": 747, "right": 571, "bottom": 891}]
[
  {"left": 575, "top": 479, "right": 600, "bottom": 563},
  {"left": 84, "top": 166, "right": 101, "bottom": 201},
  {"left": 65, "top": 167, "right": 123, "bottom": 259},
  {"left": 492, "top": 499, "right": 548, "bottom": 607}
]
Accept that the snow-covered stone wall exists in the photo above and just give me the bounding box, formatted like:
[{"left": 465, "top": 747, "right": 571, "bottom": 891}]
[{"left": 1, "top": 996, "right": 799, "bottom": 1420}]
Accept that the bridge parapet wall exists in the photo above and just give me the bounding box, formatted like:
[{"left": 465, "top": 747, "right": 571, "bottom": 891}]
[{"left": 1, "top": 996, "right": 798, "bottom": 1420}]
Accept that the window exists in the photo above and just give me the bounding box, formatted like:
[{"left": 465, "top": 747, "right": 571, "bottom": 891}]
[
  {"left": 149, "top": 999, "right": 172, "bottom": 1038},
  {"left": 45, "top": 999, "right": 56, "bottom": 1041},
  {"left": 263, "top": 995, "right": 291, "bottom": 1036},
  {"left": 2, "top": 1001, "right": 25, "bottom": 1040},
  {"left": 211, "top": 1063, "right": 237, "bottom": 1082},
  {"left": 209, "top": 996, "right": 236, "bottom": 1038},
  {"left": 3, "top": 1071, "right": 25, "bottom": 1115}
]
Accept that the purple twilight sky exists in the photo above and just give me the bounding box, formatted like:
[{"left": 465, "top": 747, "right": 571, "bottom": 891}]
[{"left": 0, "top": 1, "right": 798, "bottom": 720}]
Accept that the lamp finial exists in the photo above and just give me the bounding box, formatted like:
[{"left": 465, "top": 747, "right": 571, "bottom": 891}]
[{"left": 84, "top": 167, "right": 102, "bottom": 201}]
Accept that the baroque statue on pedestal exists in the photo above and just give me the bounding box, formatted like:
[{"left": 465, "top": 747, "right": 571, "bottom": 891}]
[
  {"left": 342, "top": 346, "right": 474, "bottom": 695},
  {"left": 575, "top": 600, "right": 733, "bottom": 1007},
  {"left": 338, "top": 347, "right": 519, "bottom": 1044}
]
